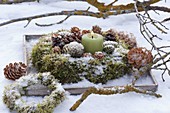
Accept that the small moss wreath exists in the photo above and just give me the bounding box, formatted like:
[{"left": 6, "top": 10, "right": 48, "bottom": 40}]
[{"left": 3, "top": 72, "right": 66, "bottom": 113}]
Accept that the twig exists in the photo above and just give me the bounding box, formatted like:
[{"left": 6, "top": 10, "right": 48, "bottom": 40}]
[
  {"left": 153, "top": 58, "right": 170, "bottom": 69},
  {"left": 35, "top": 6, "right": 91, "bottom": 27},
  {"left": 70, "top": 85, "right": 162, "bottom": 111},
  {"left": 24, "top": 19, "right": 31, "bottom": 28},
  {"left": 35, "top": 15, "right": 71, "bottom": 27},
  {"left": 107, "top": 0, "right": 118, "bottom": 6},
  {"left": 134, "top": 0, "right": 170, "bottom": 81},
  {"left": 162, "top": 17, "right": 170, "bottom": 23},
  {"left": 147, "top": 6, "right": 170, "bottom": 13}
]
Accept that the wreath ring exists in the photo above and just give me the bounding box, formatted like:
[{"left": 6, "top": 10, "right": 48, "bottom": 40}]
[{"left": 3, "top": 72, "right": 66, "bottom": 113}]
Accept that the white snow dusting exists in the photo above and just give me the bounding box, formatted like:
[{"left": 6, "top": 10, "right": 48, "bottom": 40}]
[{"left": 0, "top": 0, "right": 170, "bottom": 113}]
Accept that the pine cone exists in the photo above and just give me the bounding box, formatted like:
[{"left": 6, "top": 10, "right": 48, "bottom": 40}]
[
  {"left": 105, "top": 29, "right": 117, "bottom": 41},
  {"left": 71, "top": 27, "right": 81, "bottom": 36},
  {"left": 52, "top": 31, "right": 74, "bottom": 48},
  {"left": 92, "top": 25, "right": 102, "bottom": 34},
  {"left": 103, "top": 41, "right": 118, "bottom": 47},
  {"left": 71, "top": 27, "right": 81, "bottom": 34},
  {"left": 82, "top": 30, "right": 90, "bottom": 35},
  {"left": 127, "top": 47, "right": 153, "bottom": 69},
  {"left": 4, "top": 62, "right": 27, "bottom": 80},
  {"left": 117, "top": 31, "right": 137, "bottom": 49},
  {"left": 103, "top": 41, "right": 117, "bottom": 54},
  {"left": 103, "top": 45, "right": 115, "bottom": 54},
  {"left": 51, "top": 34, "right": 63, "bottom": 48},
  {"left": 61, "top": 35, "right": 75, "bottom": 44},
  {"left": 71, "top": 34, "right": 81, "bottom": 43},
  {"left": 71, "top": 27, "right": 82, "bottom": 40}
]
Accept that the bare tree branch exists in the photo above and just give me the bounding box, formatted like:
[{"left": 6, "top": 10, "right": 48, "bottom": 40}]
[
  {"left": 68, "top": 0, "right": 161, "bottom": 12},
  {"left": 0, "top": 0, "right": 167, "bottom": 27},
  {"left": 70, "top": 85, "right": 162, "bottom": 111},
  {"left": 0, "top": 10, "right": 102, "bottom": 27}
]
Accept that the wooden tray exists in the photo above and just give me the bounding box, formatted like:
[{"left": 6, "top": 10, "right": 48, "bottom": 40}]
[{"left": 24, "top": 35, "right": 158, "bottom": 95}]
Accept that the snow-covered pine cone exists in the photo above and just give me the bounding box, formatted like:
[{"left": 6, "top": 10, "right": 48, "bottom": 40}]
[
  {"left": 4, "top": 62, "right": 27, "bottom": 80},
  {"left": 52, "top": 31, "right": 76, "bottom": 48},
  {"left": 117, "top": 31, "right": 137, "bottom": 49},
  {"left": 103, "top": 45, "right": 115, "bottom": 54},
  {"left": 103, "top": 41, "right": 118, "bottom": 54},
  {"left": 103, "top": 41, "right": 118, "bottom": 47},
  {"left": 92, "top": 25, "right": 102, "bottom": 34},
  {"left": 127, "top": 47, "right": 153, "bottom": 69},
  {"left": 62, "top": 42, "right": 84, "bottom": 57},
  {"left": 51, "top": 33, "right": 64, "bottom": 48}
]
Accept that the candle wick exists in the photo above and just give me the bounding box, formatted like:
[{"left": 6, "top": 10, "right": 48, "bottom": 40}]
[{"left": 92, "top": 36, "right": 93, "bottom": 39}]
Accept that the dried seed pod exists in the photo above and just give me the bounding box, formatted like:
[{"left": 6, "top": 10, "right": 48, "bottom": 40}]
[
  {"left": 83, "top": 53, "right": 92, "bottom": 57},
  {"left": 127, "top": 47, "right": 153, "bottom": 69},
  {"left": 4, "top": 62, "right": 27, "bottom": 80},
  {"left": 93, "top": 52, "right": 105, "bottom": 59},
  {"left": 62, "top": 42, "right": 84, "bottom": 57},
  {"left": 92, "top": 25, "right": 102, "bottom": 34}
]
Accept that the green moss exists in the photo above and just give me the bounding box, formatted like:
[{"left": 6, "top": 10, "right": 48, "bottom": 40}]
[
  {"left": 31, "top": 35, "right": 132, "bottom": 84},
  {"left": 31, "top": 40, "right": 52, "bottom": 71},
  {"left": 85, "top": 60, "right": 131, "bottom": 84},
  {"left": 40, "top": 54, "right": 83, "bottom": 84}
]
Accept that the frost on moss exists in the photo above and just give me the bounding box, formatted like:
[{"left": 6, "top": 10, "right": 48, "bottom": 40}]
[
  {"left": 3, "top": 73, "right": 66, "bottom": 113},
  {"left": 31, "top": 35, "right": 132, "bottom": 84},
  {"left": 84, "top": 58, "right": 131, "bottom": 84}
]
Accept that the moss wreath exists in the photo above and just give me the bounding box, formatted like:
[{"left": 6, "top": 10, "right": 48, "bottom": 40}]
[{"left": 3, "top": 72, "right": 66, "bottom": 113}]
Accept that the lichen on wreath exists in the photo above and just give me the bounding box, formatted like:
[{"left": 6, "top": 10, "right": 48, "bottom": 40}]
[
  {"left": 31, "top": 25, "right": 153, "bottom": 84},
  {"left": 3, "top": 72, "right": 66, "bottom": 113}
]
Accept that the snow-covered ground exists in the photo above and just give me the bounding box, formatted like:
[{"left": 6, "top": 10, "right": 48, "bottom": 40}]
[{"left": 0, "top": 0, "right": 170, "bottom": 113}]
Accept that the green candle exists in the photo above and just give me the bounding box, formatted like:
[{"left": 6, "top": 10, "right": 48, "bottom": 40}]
[{"left": 81, "top": 32, "right": 104, "bottom": 54}]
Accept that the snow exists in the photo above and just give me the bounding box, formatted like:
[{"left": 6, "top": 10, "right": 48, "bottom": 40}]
[{"left": 0, "top": 0, "right": 170, "bottom": 113}]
